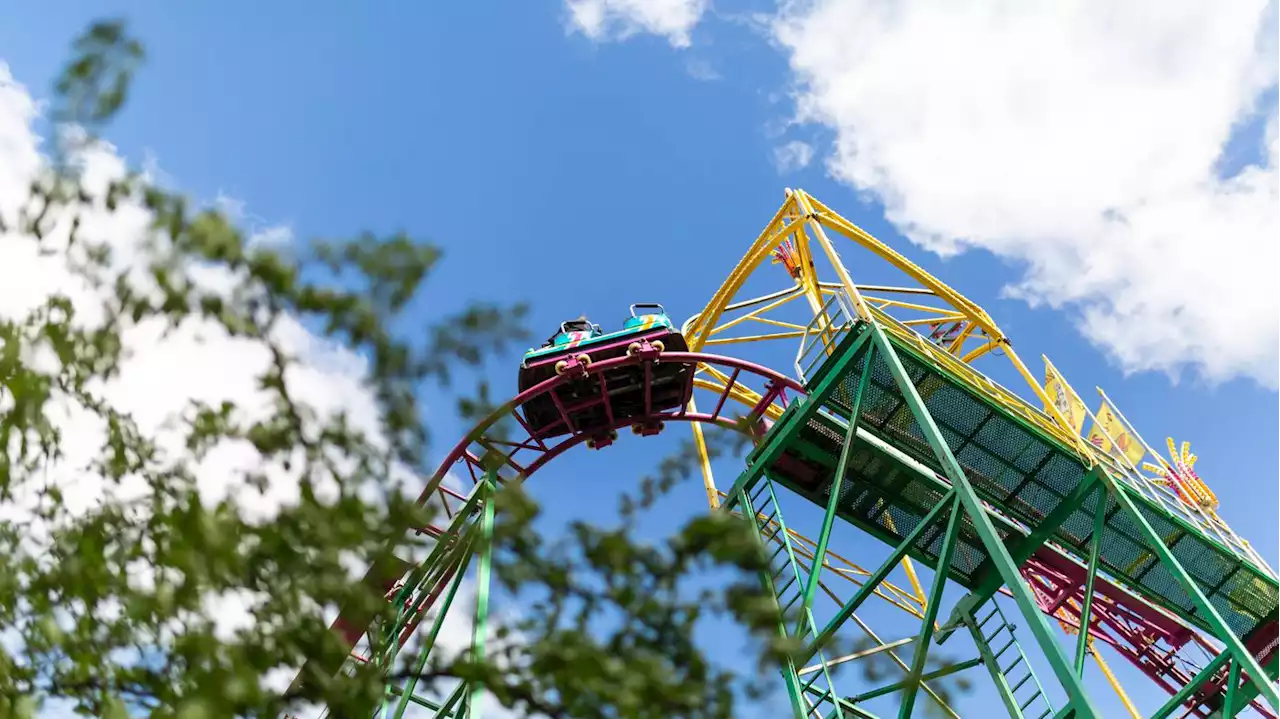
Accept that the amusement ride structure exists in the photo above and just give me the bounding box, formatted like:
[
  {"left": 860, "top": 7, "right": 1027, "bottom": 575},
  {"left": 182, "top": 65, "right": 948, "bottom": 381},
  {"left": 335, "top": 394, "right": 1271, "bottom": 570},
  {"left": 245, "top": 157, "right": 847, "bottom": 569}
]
[{"left": 297, "top": 189, "right": 1279, "bottom": 718}]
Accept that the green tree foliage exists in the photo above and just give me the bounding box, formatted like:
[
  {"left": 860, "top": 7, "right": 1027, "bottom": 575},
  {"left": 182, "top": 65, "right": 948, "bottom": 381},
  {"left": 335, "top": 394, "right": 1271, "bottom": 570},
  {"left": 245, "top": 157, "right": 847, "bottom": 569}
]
[{"left": 0, "top": 20, "right": 970, "bottom": 719}]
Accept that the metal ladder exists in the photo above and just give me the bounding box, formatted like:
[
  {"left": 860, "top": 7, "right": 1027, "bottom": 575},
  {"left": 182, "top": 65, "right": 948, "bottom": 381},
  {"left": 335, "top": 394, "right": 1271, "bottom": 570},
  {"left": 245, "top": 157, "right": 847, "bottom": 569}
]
[
  {"left": 968, "top": 600, "right": 1056, "bottom": 719},
  {"left": 743, "top": 477, "right": 851, "bottom": 718}
]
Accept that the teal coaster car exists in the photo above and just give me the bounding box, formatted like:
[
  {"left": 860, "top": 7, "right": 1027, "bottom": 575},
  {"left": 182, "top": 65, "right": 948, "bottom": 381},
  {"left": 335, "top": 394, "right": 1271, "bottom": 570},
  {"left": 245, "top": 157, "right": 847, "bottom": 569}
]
[{"left": 517, "top": 303, "right": 691, "bottom": 439}]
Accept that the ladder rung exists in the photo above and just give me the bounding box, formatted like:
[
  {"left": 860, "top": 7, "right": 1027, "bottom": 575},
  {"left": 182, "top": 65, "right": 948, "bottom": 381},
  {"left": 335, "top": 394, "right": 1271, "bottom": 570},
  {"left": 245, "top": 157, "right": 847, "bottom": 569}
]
[
  {"left": 1001, "top": 654, "right": 1024, "bottom": 675},
  {"left": 776, "top": 575, "right": 798, "bottom": 595},
  {"left": 1009, "top": 672, "right": 1032, "bottom": 694},
  {"left": 800, "top": 668, "right": 825, "bottom": 693},
  {"left": 976, "top": 607, "right": 999, "bottom": 630},
  {"left": 992, "top": 637, "right": 1016, "bottom": 660},
  {"left": 1019, "top": 691, "right": 1043, "bottom": 712},
  {"left": 1036, "top": 708, "right": 1052, "bottom": 719}
]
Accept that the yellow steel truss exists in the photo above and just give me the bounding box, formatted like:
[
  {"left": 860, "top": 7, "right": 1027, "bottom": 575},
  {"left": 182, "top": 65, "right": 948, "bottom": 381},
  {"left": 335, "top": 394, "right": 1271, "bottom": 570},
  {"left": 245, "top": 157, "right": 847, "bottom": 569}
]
[{"left": 680, "top": 188, "right": 1142, "bottom": 715}]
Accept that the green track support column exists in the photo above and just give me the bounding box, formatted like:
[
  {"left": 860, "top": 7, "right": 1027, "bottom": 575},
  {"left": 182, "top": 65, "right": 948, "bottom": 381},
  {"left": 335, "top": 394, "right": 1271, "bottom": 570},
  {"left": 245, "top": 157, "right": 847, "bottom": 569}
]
[
  {"left": 431, "top": 682, "right": 467, "bottom": 719},
  {"left": 1222, "top": 660, "right": 1242, "bottom": 718},
  {"left": 369, "top": 482, "right": 491, "bottom": 717},
  {"left": 1074, "top": 491, "right": 1107, "bottom": 675},
  {"left": 386, "top": 540, "right": 477, "bottom": 719},
  {"left": 1150, "top": 649, "right": 1232, "bottom": 719},
  {"left": 941, "top": 470, "right": 1102, "bottom": 642},
  {"left": 1096, "top": 471, "right": 1280, "bottom": 713},
  {"left": 898, "top": 495, "right": 962, "bottom": 719},
  {"left": 864, "top": 323, "right": 1102, "bottom": 718},
  {"left": 801, "top": 489, "right": 957, "bottom": 665},
  {"left": 739, "top": 485, "right": 813, "bottom": 719},
  {"left": 799, "top": 346, "right": 876, "bottom": 631},
  {"left": 464, "top": 472, "right": 498, "bottom": 718},
  {"left": 722, "top": 326, "right": 873, "bottom": 513}
]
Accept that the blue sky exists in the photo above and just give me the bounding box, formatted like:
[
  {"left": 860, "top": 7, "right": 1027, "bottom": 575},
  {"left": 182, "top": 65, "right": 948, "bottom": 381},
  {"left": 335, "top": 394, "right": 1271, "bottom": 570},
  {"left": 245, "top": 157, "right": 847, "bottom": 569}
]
[{"left": 3, "top": 1, "right": 1277, "bottom": 717}]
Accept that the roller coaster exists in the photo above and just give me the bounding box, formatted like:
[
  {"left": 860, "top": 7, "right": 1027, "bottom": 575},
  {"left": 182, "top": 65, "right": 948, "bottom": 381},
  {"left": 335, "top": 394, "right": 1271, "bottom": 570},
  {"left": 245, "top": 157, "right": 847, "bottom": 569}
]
[{"left": 295, "top": 189, "right": 1279, "bottom": 718}]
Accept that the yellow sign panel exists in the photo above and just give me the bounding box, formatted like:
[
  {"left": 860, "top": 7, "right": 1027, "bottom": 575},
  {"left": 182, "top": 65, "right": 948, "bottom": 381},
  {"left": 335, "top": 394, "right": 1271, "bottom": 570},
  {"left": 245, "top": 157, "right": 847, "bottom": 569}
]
[
  {"left": 1086, "top": 401, "right": 1146, "bottom": 466},
  {"left": 1042, "top": 360, "right": 1087, "bottom": 435}
]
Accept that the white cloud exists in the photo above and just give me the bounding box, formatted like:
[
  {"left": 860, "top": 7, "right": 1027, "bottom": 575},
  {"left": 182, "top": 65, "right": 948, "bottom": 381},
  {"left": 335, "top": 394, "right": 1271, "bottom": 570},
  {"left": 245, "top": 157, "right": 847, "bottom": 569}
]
[
  {"left": 773, "top": 139, "right": 814, "bottom": 173},
  {"left": 558, "top": 0, "right": 1280, "bottom": 387},
  {"left": 769, "top": 0, "right": 1280, "bottom": 387},
  {"left": 0, "top": 61, "right": 388, "bottom": 525},
  {"left": 684, "top": 57, "right": 722, "bottom": 81},
  {"left": 0, "top": 61, "right": 459, "bottom": 712},
  {"left": 565, "top": 0, "right": 710, "bottom": 48}
]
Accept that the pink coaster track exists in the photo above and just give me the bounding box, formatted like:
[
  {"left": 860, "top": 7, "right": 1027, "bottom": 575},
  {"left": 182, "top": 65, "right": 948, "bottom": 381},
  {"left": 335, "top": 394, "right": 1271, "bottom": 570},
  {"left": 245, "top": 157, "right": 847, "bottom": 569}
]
[
  {"left": 1022, "top": 549, "right": 1276, "bottom": 718},
  {"left": 326, "top": 345, "right": 805, "bottom": 669},
  {"left": 320, "top": 341, "right": 1260, "bottom": 717}
]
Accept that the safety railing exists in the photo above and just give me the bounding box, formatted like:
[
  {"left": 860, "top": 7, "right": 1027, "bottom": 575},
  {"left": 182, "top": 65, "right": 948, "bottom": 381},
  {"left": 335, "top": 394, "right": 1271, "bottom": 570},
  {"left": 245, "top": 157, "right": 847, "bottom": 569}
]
[
  {"left": 868, "top": 307, "right": 1273, "bottom": 577},
  {"left": 803, "top": 302, "right": 1273, "bottom": 577},
  {"left": 794, "top": 290, "right": 857, "bottom": 385}
]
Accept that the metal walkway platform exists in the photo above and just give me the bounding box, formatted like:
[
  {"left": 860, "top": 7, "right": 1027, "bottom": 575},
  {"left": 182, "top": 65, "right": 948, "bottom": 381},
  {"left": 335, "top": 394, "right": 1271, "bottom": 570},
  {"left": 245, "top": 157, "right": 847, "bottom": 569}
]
[{"left": 748, "top": 321, "right": 1278, "bottom": 678}]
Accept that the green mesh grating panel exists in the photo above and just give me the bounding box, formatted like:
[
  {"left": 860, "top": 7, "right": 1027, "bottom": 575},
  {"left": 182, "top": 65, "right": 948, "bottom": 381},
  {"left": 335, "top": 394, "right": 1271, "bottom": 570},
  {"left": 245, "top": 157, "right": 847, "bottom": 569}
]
[
  {"left": 768, "top": 329, "right": 1277, "bottom": 644},
  {"left": 769, "top": 410, "right": 1007, "bottom": 589}
]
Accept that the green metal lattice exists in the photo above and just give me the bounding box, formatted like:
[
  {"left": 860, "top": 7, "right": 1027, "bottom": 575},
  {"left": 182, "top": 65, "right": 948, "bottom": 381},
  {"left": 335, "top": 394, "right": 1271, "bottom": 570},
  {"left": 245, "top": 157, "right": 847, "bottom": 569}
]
[{"left": 766, "top": 323, "right": 1277, "bottom": 648}]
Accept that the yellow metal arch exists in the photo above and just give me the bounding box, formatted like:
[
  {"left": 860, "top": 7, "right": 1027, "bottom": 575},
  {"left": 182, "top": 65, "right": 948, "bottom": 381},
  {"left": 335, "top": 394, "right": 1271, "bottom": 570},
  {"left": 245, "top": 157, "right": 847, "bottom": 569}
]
[{"left": 679, "top": 188, "right": 1139, "bottom": 715}]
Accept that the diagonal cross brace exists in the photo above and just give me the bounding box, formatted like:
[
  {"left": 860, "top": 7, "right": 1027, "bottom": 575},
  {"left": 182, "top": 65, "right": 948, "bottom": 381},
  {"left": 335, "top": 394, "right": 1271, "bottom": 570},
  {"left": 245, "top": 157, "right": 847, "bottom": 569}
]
[
  {"left": 864, "top": 321, "right": 1103, "bottom": 717},
  {"left": 721, "top": 327, "right": 873, "bottom": 513},
  {"left": 799, "top": 488, "right": 957, "bottom": 665},
  {"left": 939, "top": 469, "right": 1103, "bottom": 642}
]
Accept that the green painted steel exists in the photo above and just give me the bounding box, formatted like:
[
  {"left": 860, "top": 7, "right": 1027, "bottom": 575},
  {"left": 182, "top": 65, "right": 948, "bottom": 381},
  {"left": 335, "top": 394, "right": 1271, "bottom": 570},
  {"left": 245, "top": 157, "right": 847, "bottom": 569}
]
[
  {"left": 800, "top": 345, "right": 876, "bottom": 629},
  {"left": 964, "top": 613, "right": 1027, "bottom": 719},
  {"left": 1097, "top": 470, "right": 1279, "bottom": 711},
  {"left": 1150, "top": 650, "right": 1232, "bottom": 719},
  {"left": 940, "top": 470, "right": 1102, "bottom": 641},
  {"left": 862, "top": 322, "right": 1102, "bottom": 717},
  {"left": 849, "top": 657, "right": 983, "bottom": 705},
  {"left": 721, "top": 326, "right": 873, "bottom": 514},
  {"left": 465, "top": 476, "right": 497, "bottom": 717},
  {"left": 967, "top": 600, "right": 1055, "bottom": 719},
  {"left": 801, "top": 489, "right": 957, "bottom": 665},
  {"left": 738, "top": 484, "right": 815, "bottom": 718},
  {"left": 1074, "top": 487, "right": 1107, "bottom": 675},
  {"left": 388, "top": 543, "right": 475, "bottom": 718},
  {"left": 764, "top": 317, "right": 1274, "bottom": 659},
  {"left": 848, "top": 329, "right": 1276, "bottom": 646},
  {"left": 1223, "top": 660, "right": 1242, "bottom": 718},
  {"left": 732, "top": 315, "right": 1280, "bottom": 715},
  {"left": 898, "top": 494, "right": 962, "bottom": 719}
]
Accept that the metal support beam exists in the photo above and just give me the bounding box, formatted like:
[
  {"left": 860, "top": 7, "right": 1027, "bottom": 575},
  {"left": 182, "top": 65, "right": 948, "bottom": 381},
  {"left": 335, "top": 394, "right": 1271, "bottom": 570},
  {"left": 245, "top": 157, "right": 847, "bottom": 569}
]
[
  {"left": 865, "top": 322, "right": 1102, "bottom": 718},
  {"left": 465, "top": 472, "right": 498, "bottom": 718},
  {"left": 1223, "top": 658, "right": 1243, "bottom": 718},
  {"left": 850, "top": 657, "right": 983, "bottom": 706},
  {"left": 899, "top": 495, "right": 962, "bottom": 718},
  {"left": 801, "top": 489, "right": 957, "bottom": 664},
  {"left": 1098, "top": 471, "right": 1280, "bottom": 712},
  {"left": 1150, "top": 650, "right": 1231, "bottom": 719},
  {"left": 800, "top": 345, "right": 876, "bottom": 630},
  {"left": 941, "top": 470, "right": 1103, "bottom": 641},
  {"left": 387, "top": 540, "right": 477, "bottom": 719},
  {"left": 722, "top": 327, "right": 872, "bottom": 512},
  {"left": 1075, "top": 492, "right": 1107, "bottom": 675}
]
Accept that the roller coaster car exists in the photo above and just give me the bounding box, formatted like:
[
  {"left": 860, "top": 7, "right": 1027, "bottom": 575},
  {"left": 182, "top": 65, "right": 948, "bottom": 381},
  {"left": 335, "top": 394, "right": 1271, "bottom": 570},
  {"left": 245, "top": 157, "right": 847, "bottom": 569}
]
[{"left": 517, "top": 304, "right": 691, "bottom": 440}]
